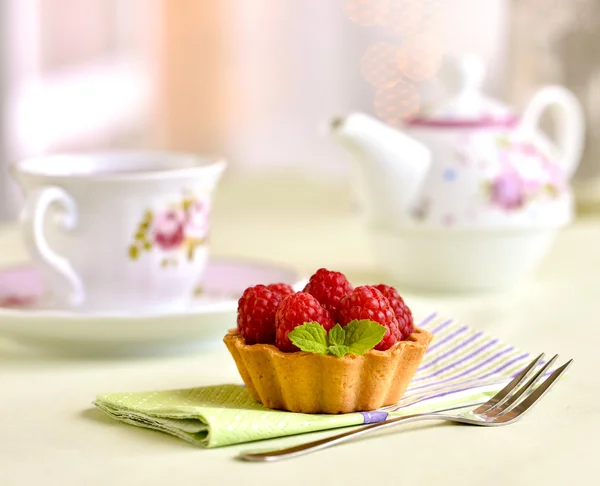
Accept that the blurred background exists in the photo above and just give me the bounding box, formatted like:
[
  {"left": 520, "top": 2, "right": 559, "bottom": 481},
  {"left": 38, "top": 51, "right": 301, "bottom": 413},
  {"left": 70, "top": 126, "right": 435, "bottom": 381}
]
[{"left": 0, "top": 0, "right": 599, "bottom": 222}]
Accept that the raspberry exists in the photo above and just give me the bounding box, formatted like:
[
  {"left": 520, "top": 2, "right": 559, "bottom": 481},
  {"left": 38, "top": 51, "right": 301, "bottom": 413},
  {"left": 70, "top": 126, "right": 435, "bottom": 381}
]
[
  {"left": 267, "top": 283, "right": 294, "bottom": 298},
  {"left": 237, "top": 285, "right": 284, "bottom": 345},
  {"left": 303, "top": 268, "right": 353, "bottom": 315},
  {"left": 275, "top": 292, "right": 335, "bottom": 352},
  {"left": 374, "top": 284, "right": 414, "bottom": 339},
  {"left": 337, "top": 286, "right": 400, "bottom": 351}
]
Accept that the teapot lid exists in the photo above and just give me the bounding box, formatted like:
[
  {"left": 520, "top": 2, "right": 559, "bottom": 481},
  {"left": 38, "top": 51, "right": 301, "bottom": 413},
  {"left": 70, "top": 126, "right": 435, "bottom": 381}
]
[{"left": 407, "top": 55, "right": 518, "bottom": 129}]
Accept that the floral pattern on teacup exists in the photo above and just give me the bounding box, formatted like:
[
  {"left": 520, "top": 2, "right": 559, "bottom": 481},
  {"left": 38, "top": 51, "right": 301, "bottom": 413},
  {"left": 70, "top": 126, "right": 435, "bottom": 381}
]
[
  {"left": 0, "top": 295, "right": 36, "bottom": 308},
  {"left": 153, "top": 209, "right": 187, "bottom": 250},
  {"left": 128, "top": 193, "right": 210, "bottom": 266}
]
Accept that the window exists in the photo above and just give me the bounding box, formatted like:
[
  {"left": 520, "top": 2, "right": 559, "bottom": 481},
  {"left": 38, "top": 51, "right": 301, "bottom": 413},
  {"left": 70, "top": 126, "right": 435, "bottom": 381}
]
[{"left": 0, "top": 0, "right": 159, "bottom": 221}]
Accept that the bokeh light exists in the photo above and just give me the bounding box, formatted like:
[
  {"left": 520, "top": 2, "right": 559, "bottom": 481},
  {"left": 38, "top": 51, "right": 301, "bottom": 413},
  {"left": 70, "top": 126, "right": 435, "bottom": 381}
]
[
  {"left": 348, "top": 0, "right": 448, "bottom": 121},
  {"left": 360, "top": 42, "right": 404, "bottom": 88},
  {"left": 344, "top": 0, "right": 391, "bottom": 27},
  {"left": 373, "top": 80, "right": 420, "bottom": 126},
  {"left": 382, "top": 0, "right": 441, "bottom": 37},
  {"left": 396, "top": 34, "right": 444, "bottom": 81}
]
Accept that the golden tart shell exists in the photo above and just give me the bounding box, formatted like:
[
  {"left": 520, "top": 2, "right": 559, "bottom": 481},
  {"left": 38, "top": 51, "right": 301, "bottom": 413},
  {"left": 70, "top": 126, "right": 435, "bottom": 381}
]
[{"left": 223, "top": 327, "right": 433, "bottom": 414}]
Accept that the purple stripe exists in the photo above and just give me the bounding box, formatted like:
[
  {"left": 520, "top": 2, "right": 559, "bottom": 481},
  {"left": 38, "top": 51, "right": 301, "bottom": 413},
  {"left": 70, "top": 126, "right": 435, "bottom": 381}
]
[
  {"left": 396, "top": 382, "right": 504, "bottom": 410},
  {"left": 512, "top": 369, "right": 552, "bottom": 379},
  {"left": 398, "top": 363, "right": 549, "bottom": 410},
  {"left": 475, "top": 353, "right": 530, "bottom": 382},
  {"left": 405, "top": 352, "right": 527, "bottom": 399},
  {"left": 418, "top": 312, "right": 438, "bottom": 329},
  {"left": 427, "top": 318, "right": 453, "bottom": 336},
  {"left": 360, "top": 411, "right": 388, "bottom": 424},
  {"left": 425, "top": 325, "right": 468, "bottom": 354},
  {"left": 405, "top": 378, "right": 508, "bottom": 406},
  {"left": 510, "top": 358, "right": 550, "bottom": 378},
  {"left": 418, "top": 331, "right": 484, "bottom": 371},
  {"left": 517, "top": 358, "right": 546, "bottom": 373},
  {"left": 415, "top": 339, "right": 499, "bottom": 382},
  {"left": 403, "top": 375, "right": 509, "bottom": 404},
  {"left": 409, "top": 347, "right": 514, "bottom": 391}
]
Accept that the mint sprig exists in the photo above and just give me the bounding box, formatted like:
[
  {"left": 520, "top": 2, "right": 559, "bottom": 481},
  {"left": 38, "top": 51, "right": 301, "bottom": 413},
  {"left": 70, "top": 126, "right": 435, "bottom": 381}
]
[
  {"left": 286, "top": 322, "right": 328, "bottom": 354},
  {"left": 328, "top": 324, "right": 346, "bottom": 347},
  {"left": 343, "top": 320, "right": 388, "bottom": 355},
  {"left": 288, "top": 320, "right": 386, "bottom": 357}
]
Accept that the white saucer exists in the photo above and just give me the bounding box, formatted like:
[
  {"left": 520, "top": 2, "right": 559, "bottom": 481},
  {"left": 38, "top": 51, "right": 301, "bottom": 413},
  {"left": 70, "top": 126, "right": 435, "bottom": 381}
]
[{"left": 0, "top": 259, "right": 305, "bottom": 356}]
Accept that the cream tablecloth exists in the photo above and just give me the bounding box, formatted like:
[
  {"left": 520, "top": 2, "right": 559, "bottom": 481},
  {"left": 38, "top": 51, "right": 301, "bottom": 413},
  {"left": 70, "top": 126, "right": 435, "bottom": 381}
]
[{"left": 0, "top": 175, "right": 598, "bottom": 485}]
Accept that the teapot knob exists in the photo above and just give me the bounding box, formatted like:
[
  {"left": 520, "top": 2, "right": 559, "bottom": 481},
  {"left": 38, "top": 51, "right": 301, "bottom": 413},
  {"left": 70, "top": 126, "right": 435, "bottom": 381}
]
[{"left": 439, "top": 54, "right": 485, "bottom": 96}]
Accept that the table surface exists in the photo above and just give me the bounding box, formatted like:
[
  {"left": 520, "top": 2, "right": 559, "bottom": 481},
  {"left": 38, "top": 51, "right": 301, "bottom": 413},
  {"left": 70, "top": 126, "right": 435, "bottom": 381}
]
[{"left": 1, "top": 175, "right": 599, "bottom": 486}]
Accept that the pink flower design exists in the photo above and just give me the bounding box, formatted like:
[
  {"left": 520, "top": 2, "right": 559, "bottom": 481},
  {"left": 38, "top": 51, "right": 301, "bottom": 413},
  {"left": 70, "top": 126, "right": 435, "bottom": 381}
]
[
  {"left": 522, "top": 179, "right": 542, "bottom": 194},
  {"left": 490, "top": 171, "right": 526, "bottom": 210},
  {"left": 185, "top": 200, "right": 209, "bottom": 239},
  {"left": 153, "top": 209, "right": 186, "bottom": 250},
  {"left": 516, "top": 142, "right": 538, "bottom": 157},
  {"left": 0, "top": 295, "right": 35, "bottom": 308}
]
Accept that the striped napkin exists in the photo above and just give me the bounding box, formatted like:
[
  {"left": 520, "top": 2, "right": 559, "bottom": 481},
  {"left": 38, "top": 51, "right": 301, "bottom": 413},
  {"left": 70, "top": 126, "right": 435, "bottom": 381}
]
[{"left": 94, "top": 313, "right": 533, "bottom": 448}]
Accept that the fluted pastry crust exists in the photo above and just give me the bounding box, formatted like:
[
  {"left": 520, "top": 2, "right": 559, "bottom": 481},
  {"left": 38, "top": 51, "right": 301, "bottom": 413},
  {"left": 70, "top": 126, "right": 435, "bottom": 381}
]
[{"left": 224, "top": 327, "right": 433, "bottom": 414}]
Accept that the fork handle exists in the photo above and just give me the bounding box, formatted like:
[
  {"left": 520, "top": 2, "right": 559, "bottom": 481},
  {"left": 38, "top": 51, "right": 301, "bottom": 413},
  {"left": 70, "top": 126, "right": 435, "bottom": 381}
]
[{"left": 238, "top": 413, "right": 448, "bottom": 462}]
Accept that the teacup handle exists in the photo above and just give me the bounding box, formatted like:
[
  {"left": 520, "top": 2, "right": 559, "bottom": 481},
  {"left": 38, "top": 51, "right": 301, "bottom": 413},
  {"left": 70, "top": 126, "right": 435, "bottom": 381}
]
[
  {"left": 519, "top": 86, "right": 585, "bottom": 178},
  {"left": 21, "top": 187, "right": 85, "bottom": 307}
]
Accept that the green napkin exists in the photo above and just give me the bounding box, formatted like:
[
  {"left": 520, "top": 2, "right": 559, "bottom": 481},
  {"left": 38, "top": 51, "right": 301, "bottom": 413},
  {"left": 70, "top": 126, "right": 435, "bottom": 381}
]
[
  {"left": 94, "top": 314, "right": 534, "bottom": 448},
  {"left": 95, "top": 384, "right": 364, "bottom": 448}
]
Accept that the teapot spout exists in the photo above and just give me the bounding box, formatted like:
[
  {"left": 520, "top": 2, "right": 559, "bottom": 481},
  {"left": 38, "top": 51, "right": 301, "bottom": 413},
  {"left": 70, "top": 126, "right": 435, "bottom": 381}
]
[{"left": 330, "top": 113, "right": 431, "bottom": 228}]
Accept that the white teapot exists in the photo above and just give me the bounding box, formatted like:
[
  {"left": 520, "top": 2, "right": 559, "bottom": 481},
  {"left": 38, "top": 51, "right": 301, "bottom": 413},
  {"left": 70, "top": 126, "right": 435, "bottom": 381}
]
[{"left": 331, "top": 56, "right": 585, "bottom": 292}]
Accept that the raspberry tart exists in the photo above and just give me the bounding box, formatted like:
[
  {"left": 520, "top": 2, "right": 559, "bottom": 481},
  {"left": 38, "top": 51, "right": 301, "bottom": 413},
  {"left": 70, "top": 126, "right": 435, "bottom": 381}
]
[{"left": 224, "top": 269, "right": 433, "bottom": 414}]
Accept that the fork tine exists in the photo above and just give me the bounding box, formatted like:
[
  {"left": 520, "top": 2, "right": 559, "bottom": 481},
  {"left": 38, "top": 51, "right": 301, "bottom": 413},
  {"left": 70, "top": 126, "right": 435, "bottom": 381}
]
[
  {"left": 490, "top": 359, "right": 573, "bottom": 424},
  {"left": 472, "top": 352, "right": 545, "bottom": 414},
  {"left": 484, "top": 354, "right": 558, "bottom": 417}
]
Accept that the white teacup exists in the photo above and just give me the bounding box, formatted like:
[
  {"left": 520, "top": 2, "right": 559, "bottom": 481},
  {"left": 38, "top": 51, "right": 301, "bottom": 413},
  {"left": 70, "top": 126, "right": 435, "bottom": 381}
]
[{"left": 12, "top": 151, "right": 226, "bottom": 312}]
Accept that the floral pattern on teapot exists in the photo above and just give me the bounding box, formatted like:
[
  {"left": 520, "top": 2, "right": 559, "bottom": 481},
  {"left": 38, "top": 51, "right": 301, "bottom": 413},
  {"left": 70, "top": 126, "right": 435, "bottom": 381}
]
[
  {"left": 407, "top": 124, "right": 573, "bottom": 229},
  {"left": 484, "top": 136, "right": 564, "bottom": 212},
  {"left": 331, "top": 54, "right": 584, "bottom": 232}
]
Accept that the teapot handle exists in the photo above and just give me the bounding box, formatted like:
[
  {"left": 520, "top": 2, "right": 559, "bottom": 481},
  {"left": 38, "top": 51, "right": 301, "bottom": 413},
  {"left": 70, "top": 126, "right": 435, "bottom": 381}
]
[{"left": 519, "top": 86, "right": 585, "bottom": 178}]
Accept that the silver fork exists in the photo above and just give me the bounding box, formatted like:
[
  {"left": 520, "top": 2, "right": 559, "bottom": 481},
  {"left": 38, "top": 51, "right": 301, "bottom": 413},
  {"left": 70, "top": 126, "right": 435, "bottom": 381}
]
[{"left": 238, "top": 353, "right": 572, "bottom": 462}]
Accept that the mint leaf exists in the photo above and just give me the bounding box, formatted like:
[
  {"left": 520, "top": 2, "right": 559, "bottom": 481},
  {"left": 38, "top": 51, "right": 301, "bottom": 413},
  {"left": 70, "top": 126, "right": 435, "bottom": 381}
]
[
  {"left": 287, "top": 321, "right": 385, "bottom": 357},
  {"left": 288, "top": 322, "right": 328, "bottom": 354},
  {"left": 328, "top": 324, "right": 346, "bottom": 347},
  {"left": 343, "top": 319, "right": 387, "bottom": 355},
  {"left": 328, "top": 344, "right": 351, "bottom": 357}
]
